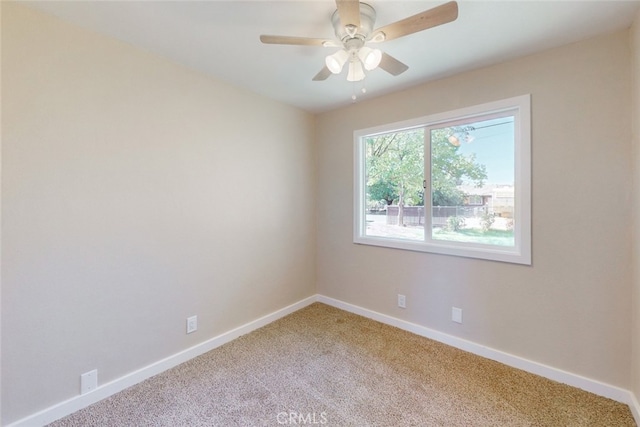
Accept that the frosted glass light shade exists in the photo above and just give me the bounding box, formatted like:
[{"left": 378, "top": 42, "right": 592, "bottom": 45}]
[
  {"left": 347, "top": 60, "right": 365, "bottom": 82},
  {"left": 358, "top": 47, "right": 382, "bottom": 71},
  {"left": 325, "top": 50, "right": 349, "bottom": 74}
]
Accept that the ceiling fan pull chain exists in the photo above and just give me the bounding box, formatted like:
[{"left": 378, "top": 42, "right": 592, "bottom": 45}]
[{"left": 351, "top": 77, "right": 368, "bottom": 102}]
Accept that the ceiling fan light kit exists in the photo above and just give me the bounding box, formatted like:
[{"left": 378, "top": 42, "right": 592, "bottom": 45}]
[
  {"left": 260, "top": 1, "right": 459, "bottom": 93},
  {"left": 326, "top": 46, "right": 380, "bottom": 80}
]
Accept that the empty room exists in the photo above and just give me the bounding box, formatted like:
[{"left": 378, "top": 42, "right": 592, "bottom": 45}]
[{"left": 2, "top": 0, "right": 640, "bottom": 425}]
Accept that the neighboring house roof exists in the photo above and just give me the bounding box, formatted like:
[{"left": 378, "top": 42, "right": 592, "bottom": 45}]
[{"left": 458, "top": 184, "right": 514, "bottom": 197}]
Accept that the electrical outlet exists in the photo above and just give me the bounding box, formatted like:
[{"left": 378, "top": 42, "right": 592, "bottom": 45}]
[
  {"left": 397, "top": 294, "right": 406, "bottom": 309},
  {"left": 187, "top": 315, "right": 198, "bottom": 334},
  {"left": 452, "top": 307, "right": 463, "bottom": 324},
  {"left": 80, "top": 369, "right": 98, "bottom": 394}
]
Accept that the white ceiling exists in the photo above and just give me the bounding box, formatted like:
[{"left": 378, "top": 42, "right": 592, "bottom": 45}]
[{"left": 23, "top": 0, "right": 640, "bottom": 113}]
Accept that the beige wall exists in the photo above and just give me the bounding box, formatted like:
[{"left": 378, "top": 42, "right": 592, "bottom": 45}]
[
  {"left": 1, "top": 4, "right": 316, "bottom": 424},
  {"left": 632, "top": 8, "right": 640, "bottom": 405},
  {"left": 316, "top": 30, "right": 633, "bottom": 389}
]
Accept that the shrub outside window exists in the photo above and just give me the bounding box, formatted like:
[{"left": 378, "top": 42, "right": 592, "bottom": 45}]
[{"left": 354, "top": 95, "right": 531, "bottom": 265}]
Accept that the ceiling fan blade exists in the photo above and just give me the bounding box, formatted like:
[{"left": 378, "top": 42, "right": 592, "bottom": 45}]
[
  {"left": 313, "top": 66, "right": 333, "bottom": 81},
  {"left": 379, "top": 52, "right": 409, "bottom": 76},
  {"left": 372, "top": 1, "right": 458, "bottom": 42},
  {"left": 336, "top": 0, "right": 360, "bottom": 30},
  {"left": 260, "top": 35, "right": 331, "bottom": 46}
]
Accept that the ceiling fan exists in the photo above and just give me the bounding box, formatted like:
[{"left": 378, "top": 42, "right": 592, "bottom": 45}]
[{"left": 260, "top": 1, "right": 458, "bottom": 82}]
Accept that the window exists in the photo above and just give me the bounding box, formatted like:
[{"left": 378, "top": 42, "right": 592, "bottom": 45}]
[{"left": 354, "top": 95, "right": 531, "bottom": 265}]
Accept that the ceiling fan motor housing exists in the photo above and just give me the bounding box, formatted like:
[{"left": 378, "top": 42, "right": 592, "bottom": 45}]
[{"left": 331, "top": 2, "right": 376, "bottom": 43}]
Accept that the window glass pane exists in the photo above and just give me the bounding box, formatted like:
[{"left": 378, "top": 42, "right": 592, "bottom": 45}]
[
  {"left": 354, "top": 94, "right": 530, "bottom": 264},
  {"left": 364, "top": 129, "right": 425, "bottom": 241},
  {"left": 430, "top": 116, "right": 515, "bottom": 247}
]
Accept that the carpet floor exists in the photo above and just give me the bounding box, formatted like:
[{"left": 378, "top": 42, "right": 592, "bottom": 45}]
[{"left": 48, "top": 303, "right": 636, "bottom": 426}]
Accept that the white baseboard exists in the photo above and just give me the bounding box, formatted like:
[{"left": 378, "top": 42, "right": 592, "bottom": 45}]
[
  {"left": 7, "top": 295, "right": 317, "bottom": 427},
  {"left": 9, "top": 294, "right": 640, "bottom": 427},
  {"left": 317, "top": 295, "right": 638, "bottom": 414},
  {"left": 630, "top": 392, "right": 640, "bottom": 426}
]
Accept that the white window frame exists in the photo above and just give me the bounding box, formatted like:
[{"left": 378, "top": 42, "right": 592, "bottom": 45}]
[{"left": 353, "top": 94, "right": 531, "bottom": 265}]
